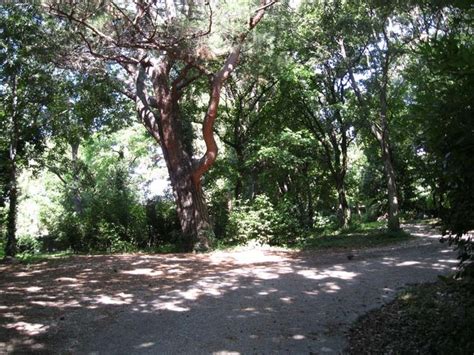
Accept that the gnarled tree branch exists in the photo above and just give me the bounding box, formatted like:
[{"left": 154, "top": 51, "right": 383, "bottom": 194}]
[{"left": 191, "top": 0, "right": 277, "bottom": 187}]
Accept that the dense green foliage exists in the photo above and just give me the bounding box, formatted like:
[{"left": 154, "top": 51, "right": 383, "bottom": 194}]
[
  {"left": 407, "top": 6, "right": 474, "bottom": 275},
  {"left": 0, "top": 4, "right": 63, "bottom": 256},
  {"left": 226, "top": 195, "right": 302, "bottom": 246},
  {"left": 0, "top": 1, "right": 472, "bottom": 262}
]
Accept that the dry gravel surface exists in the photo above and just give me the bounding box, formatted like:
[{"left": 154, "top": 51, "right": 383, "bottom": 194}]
[{"left": 0, "top": 224, "right": 458, "bottom": 354}]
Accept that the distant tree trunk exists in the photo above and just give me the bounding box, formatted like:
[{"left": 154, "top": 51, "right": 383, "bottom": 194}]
[
  {"left": 376, "top": 92, "right": 400, "bottom": 231},
  {"left": 5, "top": 75, "right": 19, "bottom": 258},
  {"left": 302, "top": 164, "right": 315, "bottom": 229},
  {"left": 339, "top": 37, "right": 400, "bottom": 232},
  {"left": 234, "top": 144, "right": 244, "bottom": 199},
  {"left": 380, "top": 143, "right": 400, "bottom": 230},
  {"left": 250, "top": 168, "right": 259, "bottom": 199},
  {"left": 376, "top": 60, "right": 400, "bottom": 231},
  {"left": 145, "top": 199, "right": 158, "bottom": 247},
  {"left": 431, "top": 188, "right": 440, "bottom": 217},
  {"left": 5, "top": 161, "right": 18, "bottom": 258},
  {"left": 332, "top": 116, "right": 350, "bottom": 229},
  {"left": 70, "top": 141, "right": 84, "bottom": 215},
  {"left": 336, "top": 178, "right": 351, "bottom": 229},
  {"left": 307, "top": 189, "right": 314, "bottom": 228}
]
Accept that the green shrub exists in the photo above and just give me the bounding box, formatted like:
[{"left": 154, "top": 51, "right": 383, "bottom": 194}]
[
  {"left": 56, "top": 213, "right": 88, "bottom": 253},
  {"left": 17, "top": 235, "right": 41, "bottom": 254},
  {"left": 106, "top": 235, "right": 137, "bottom": 253},
  {"left": 145, "top": 197, "right": 181, "bottom": 248},
  {"left": 226, "top": 195, "right": 300, "bottom": 246},
  {"left": 226, "top": 196, "right": 272, "bottom": 244},
  {"left": 208, "top": 191, "right": 231, "bottom": 240},
  {"left": 313, "top": 212, "right": 337, "bottom": 232}
]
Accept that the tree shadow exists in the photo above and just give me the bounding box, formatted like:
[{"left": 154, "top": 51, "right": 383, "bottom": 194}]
[{"left": 0, "top": 241, "right": 457, "bottom": 354}]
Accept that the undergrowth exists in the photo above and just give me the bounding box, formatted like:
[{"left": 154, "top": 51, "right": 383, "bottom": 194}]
[{"left": 347, "top": 279, "right": 474, "bottom": 354}]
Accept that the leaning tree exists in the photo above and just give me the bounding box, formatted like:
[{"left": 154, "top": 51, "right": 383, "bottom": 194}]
[{"left": 46, "top": 0, "right": 277, "bottom": 251}]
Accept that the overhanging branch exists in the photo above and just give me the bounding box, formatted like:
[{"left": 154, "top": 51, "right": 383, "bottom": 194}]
[{"left": 192, "top": 0, "right": 278, "bottom": 187}]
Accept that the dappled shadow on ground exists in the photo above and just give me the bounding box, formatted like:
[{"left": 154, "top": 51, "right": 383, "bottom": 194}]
[
  {"left": 0, "top": 234, "right": 457, "bottom": 354},
  {"left": 401, "top": 222, "right": 441, "bottom": 239}
]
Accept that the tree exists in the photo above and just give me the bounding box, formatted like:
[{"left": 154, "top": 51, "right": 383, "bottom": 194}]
[
  {"left": 295, "top": 77, "right": 355, "bottom": 229},
  {"left": 46, "top": 0, "right": 277, "bottom": 251},
  {"left": 219, "top": 60, "right": 278, "bottom": 200},
  {"left": 46, "top": 72, "right": 130, "bottom": 217},
  {"left": 409, "top": 3, "right": 474, "bottom": 275},
  {"left": 0, "top": 4, "right": 57, "bottom": 257},
  {"left": 281, "top": 2, "right": 358, "bottom": 228},
  {"left": 48, "top": 127, "right": 151, "bottom": 253},
  {"left": 336, "top": 1, "right": 411, "bottom": 231}
]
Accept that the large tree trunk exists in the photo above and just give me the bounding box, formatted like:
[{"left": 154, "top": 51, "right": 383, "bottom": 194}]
[
  {"left": 153, "top": 64, "right": 213, "bottom": 251},
  {"left": 166, "top": 154, "right": 213, "bottom": 252}
]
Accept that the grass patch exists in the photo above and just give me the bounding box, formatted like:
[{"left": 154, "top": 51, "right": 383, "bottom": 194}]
[
  {"left": 145, "top": 243, "right": 183, "bottom": 254},
  {"left": 342, "top": 220, "right": 387, "bottom": 234},
  {"left": 4, "top": 244, "right": 185, "bottom": 264},
  {"left": 347, "top": 279, "right": 474, "bottom": 354},
  {"left": 14, "top": 251, "right": 74, "bottom": 264},
  {"left": 301, "top": 229, "right": 414, "bottom": 251},
  {"left": 214, "top": 222, "right": 415, "bottom": 252}
]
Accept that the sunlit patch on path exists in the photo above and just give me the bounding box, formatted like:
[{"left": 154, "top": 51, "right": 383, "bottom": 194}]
[{"left": 0, "top": 224, "right": 457, "bottom": 354}]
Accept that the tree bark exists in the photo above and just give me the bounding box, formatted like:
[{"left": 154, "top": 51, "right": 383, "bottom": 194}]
[
  {"left": 5, "top": 160, "right": 18, "bottom": 258},
  {"left": 234, "top": 144, "right": 244, "bottom": 199},
  {"left": 5, "top": 75, "right": 19, "bottom": 258},
  {"left": 377, "top": 90, "right": 400, "bottom": 231},
  {"left": 339, "top": 37, "right": 400, "bottom": 231},
  {"left": 307, "top": 184, "right": 314, "bottom": 228},
  {"left": 376, "top": 47, "right": 400, "bottom": 231},
  {"left": 170, "top": 161, "right": 213, "bottom": 251},
  {"left": 151, "top": 60, "right": 213, "bottom": 251},
  {"left": 164, "top": 145, "right": 213, "bottom": 252},
  {"left": 332, "top": 111, "right": 351, "bottom": 229},
  {"left": 336, "top": 178, "right": 351, "bottom": 229},
  {"left": 70, "top": 141, "right": 84, "bottom": 215}
]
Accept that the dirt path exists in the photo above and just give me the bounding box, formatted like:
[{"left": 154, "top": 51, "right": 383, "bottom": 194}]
[{"left": 0, "top": 224, "right": 458, "bottom": 354}]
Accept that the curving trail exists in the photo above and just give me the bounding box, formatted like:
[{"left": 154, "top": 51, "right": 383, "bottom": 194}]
[{"left": 0, "top": 223, "right": 457, "bottom": 354}]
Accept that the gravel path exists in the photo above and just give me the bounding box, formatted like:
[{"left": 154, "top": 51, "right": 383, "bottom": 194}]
[{"left": 0, "top": 223, "right": 458, "bottom": 354}]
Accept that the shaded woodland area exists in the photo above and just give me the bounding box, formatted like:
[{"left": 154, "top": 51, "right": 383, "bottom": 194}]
[
  {"left": 0, "top": 0, "right": 472, "bottom": 275},
  {"left": 1, "top": 1, "right": 474, "bottom": 353}
]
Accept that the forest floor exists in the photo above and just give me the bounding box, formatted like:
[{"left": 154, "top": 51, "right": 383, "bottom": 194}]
[
  {"left": 347, "top": 278, "right": 474, "bottom": 354},
  {"left": 0, "top": 223, "right": 459, "bottom": 354}
]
